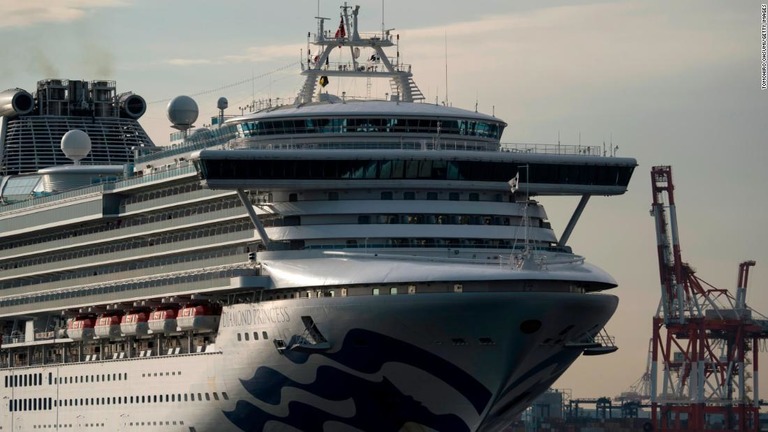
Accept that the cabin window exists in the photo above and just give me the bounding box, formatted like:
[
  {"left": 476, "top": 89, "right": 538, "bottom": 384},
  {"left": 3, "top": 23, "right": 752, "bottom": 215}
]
[
  {"left": 328, "top": 191, "right": 339, "bottom": 200},
  {"left": 449, "top": 192, "right": 460, "bottom": 201},
  {"left": 244, "top": 332, "right": 250, "bottom": 341},
  {"left": 372, "top": 288, "right": 380, "bottom": 296},
  {"left": 404, "top": 191, "right": 415, "bottom": 200},
  {"left": 262, "top": 331, "right": 268, "bottom": 340},
  {"left": 288, "top": 193, "right": 298, "bottom": 202},
  {"left": 427, "top": 192, "right": 438, "bottom": 200},
  {"left": 380, "top": 191, "right": 393, "bottom": 200},
  {"left": 253, "top": 332, "right": 259, "bottom": 340}
]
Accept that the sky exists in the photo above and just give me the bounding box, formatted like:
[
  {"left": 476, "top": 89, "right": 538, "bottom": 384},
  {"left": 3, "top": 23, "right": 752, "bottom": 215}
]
[{"left": 2, "top": 0, "right": 767, "bottom": 403}]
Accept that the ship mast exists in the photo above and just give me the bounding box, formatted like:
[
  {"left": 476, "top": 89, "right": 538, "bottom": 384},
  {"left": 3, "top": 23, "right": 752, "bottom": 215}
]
[{"left": 295, "top": 2, "right": 424, "bottom": 105}]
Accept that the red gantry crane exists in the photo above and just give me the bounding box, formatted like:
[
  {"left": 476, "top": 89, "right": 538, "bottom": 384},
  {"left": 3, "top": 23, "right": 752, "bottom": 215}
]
[{"left": 650, "top": 165, "right": 768, "bottom": 431}]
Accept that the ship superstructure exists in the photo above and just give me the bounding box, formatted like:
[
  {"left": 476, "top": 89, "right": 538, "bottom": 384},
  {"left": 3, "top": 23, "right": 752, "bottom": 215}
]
[{"left": 0, "top": 5, "right": 636, "bottom": 432}]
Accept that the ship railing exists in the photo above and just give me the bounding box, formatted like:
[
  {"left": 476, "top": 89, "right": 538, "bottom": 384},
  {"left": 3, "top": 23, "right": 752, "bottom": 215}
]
[
  {"left": 506, "top": 249, "right": 586, "bottom": 271},
  {"left": 591, "top": 331, "right": 616, "bottom": 347},
  {"left": 115, "top": 164, "right": 197, "bottom": 189},
  {"left": 500, "top": 142, "right": 603, "bottom": 156},
  {"left": 0, "top": 165, "right": 198, "bottom": 216},
  {"left": 308, "top": 61, "right": 411, "bottom": 74},
  {"left": 227, "top": 137, "right": 603, "bottom": 156},
  {"left": 229, "top": 137, "right": 498, "bottom": 152},
  {"left": 0, "top": 184, "right": 110, "bottom": 216},
  {"left": 316, "top": 31, "right": 395, "bottom": 44},
  {"left": 305, "top": 242, "right": 577, "bottom": 263},
  {"left": 0, "top": 263, "right": 257, "bottom": 305},
  {"left": 134, "top": 125, "right": 238, "bottom": 165},
  {"left": 2, "top": 333, "right": 25, "bottom": 345}
]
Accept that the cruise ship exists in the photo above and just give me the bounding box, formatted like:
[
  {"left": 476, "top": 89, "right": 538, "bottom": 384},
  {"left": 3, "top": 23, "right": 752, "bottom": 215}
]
[{"left": 0, "top": 5, "right": 636, "bottom": 432}]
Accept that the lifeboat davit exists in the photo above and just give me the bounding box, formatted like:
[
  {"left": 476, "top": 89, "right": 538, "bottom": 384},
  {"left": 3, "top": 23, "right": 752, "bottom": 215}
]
[
  {"left": 94, "top": 312, "right": 124, "bottom": 339},
  {"left": 67, "top": 316, "right": 95, "bottom": 341},
  {"left": 120, "top": 310, "right": 149, "bottom": 336},
  {"left": 148, "top": 306, "right": 179, "bottom": 334},
  {"left": 177, "top": 303, "right": 222, "bottom": 332}
]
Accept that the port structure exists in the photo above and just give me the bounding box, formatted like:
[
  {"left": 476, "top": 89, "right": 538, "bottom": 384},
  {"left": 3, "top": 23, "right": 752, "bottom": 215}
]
[
  {"left": 617, "top": 338, "right": 653, "bottom": 406},
  {"left": 650, "top": 165, "right": 768, "bottom": 431}
]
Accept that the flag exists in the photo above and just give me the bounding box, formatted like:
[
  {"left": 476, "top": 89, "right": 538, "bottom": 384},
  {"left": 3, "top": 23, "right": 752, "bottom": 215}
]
[
  {"left": 508, "top": 172, "right": 520, "bottom": 193},
  {"left": 334, "top": 16, "right": 346, "bottom": 39}
]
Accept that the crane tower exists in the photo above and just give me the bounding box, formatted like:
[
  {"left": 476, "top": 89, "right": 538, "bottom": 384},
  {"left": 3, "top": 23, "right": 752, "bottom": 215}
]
[{"left": 649, "top": 165, "right": 768, "bottom": 431}]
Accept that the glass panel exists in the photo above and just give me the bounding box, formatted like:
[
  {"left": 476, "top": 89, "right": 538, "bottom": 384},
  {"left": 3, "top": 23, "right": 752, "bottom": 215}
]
[
  {"left": 418, "top": 161, "right": 432, "bottom": 178},
  {"left": 405, "top": 161, "right": 419, "bottom": 178},
  {"left": 380, "top": 160, "right": 392, "bottom": 179}
]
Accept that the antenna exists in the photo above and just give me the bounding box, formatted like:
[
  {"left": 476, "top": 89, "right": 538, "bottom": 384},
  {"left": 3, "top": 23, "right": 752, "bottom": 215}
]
[
  {"left": 444, "top": 30, "right": 448, "bottom": 105},
  {"left": 381, "top": 0, "right": 385, "bottom": 36}
]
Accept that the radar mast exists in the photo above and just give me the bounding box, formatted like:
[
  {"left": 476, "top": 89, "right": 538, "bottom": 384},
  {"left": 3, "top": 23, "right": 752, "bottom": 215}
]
[{"left": 295, "top": 3, "right": 425, "bottom": 105}]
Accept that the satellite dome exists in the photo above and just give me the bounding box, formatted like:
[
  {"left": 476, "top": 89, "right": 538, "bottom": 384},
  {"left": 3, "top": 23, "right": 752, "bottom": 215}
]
[
  {"left": 60, "top": 129, "right": 92, "bottom": 164},
  {"left": 166, "top": 95, "right": 199, "bottom": 129},
  {"left": 217, "top": 97, "right": 228, "bottom": 110}
]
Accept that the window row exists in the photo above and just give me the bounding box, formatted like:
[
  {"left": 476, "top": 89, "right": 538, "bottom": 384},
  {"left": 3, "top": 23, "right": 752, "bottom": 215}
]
[
  {"left": 305, "top": 238, "right": 557, "bottom": 250},
  {"left": 122, "top": 182, "right": 203, "bottom": 205},
  {"left": 290, "top": 190, "right": 511, "bottom": 203},
  {"left": 0, "top": 221, "right": 251, "bottom": 273},
  {"left": 56, "top": 372, "right": 127, "bottom": 385},
  {"left": 0, "top": 194, "right": 240, "bottom": 253},
  {"left": 263, "top": 213, "right": 540, "bottom": 228},
  {"left": 1, "top": 243, "right": 243, "bottom": 292},
  {"left": 199, "top": 158, "right": 634, "bottom": 185},
  {"left": 8, "top": 390, "right": 229, "bottom": 412},
  {"left": 0, "top": 266, "right": 253, "bottom": 308},
  {"left": 5, "top": 372, "right": 47, "bottom": 388},
  {"left": 237, "top": 117, "right": 504, "bottom": 139},
  {"left": 236, "top": 331, "right": 269, "bottom": 342}
]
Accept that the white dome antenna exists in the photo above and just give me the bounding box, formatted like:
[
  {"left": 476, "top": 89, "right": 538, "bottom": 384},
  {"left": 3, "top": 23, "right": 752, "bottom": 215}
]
[
  {"left": 60, "top": 129, "right": 92, "bottom": 165},
  {"left": 167, "top": 95, "right": 199, "bottom": 139},
  {"left": 217, "top": 97, "right": 228, "bottom": 126}
]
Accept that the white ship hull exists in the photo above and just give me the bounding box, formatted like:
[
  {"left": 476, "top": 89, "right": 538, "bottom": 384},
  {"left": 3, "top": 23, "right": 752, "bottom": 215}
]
[{"left": 1, "top": 290, "right": 616, "bottom": 432}]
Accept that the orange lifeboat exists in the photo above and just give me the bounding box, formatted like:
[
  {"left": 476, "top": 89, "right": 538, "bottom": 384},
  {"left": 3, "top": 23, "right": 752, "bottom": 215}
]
[
  {"left": 120, "top": 311, "right": 149, "bottom": 336},
  {"left": 67, "top": 316, "right": 95, "bottom": 341},
  {"left": 94, "top": 312, "right": 124, "bottom": 339},
  {"left": 148, "top": 306, "right": 179, "bottom": 334},
  {"left": 177, "top": 303, "right": 222, "bottom": 332}
]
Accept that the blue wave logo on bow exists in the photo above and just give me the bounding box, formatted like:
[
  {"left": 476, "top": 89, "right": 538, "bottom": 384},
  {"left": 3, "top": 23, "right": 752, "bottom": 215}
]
[{"left": 223, "top": 328, "right": 491, "bottom": 431}]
